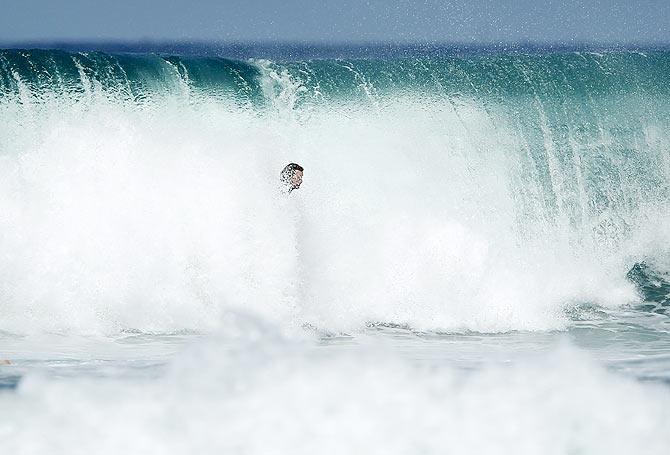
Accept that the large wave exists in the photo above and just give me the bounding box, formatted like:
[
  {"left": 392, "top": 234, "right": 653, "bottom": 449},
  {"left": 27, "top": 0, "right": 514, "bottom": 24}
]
[{"left": 1, "top": 49, "right": 669, "bottom": 334}]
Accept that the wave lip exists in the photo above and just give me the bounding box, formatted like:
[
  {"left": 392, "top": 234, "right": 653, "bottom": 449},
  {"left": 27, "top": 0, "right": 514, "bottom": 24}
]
[{"left": 0, "top": 49, "right": 264, "bottom": 106}]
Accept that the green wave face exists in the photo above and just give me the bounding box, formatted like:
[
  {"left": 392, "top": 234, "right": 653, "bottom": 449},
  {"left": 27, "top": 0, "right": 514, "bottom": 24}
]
[
  {"left": 0, "top": 49, "right": 265, "bottom": 105},
  {"left": 3, "top": 49, "right": 670, "bottom": 103}
]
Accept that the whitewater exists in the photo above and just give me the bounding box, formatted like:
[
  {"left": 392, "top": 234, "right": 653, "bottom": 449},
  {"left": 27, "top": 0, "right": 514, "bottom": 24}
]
[{"left": 0, "top": 48, "right": 669, "bottom": 453}]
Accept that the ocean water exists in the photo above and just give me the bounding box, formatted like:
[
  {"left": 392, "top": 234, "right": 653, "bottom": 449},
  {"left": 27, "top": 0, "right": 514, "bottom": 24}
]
[{"left": 1, "top": 46, "right": 670, "bottom": 453}]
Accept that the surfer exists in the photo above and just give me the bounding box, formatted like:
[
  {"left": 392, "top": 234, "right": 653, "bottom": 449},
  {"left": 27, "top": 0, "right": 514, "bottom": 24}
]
[{"left": 280, "top": 163, "right": 304, "bottom": 193}]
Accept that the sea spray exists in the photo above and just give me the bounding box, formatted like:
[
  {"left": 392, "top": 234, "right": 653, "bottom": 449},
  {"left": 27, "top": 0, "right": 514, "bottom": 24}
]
[{"left": 0, "top": 50, "right": 669, "bottom": 334}]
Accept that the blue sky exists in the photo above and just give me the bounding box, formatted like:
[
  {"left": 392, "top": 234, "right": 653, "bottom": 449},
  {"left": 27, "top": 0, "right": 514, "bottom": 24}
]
[{"left": 1, "top": 0, "right": 668, "bottom": 44}]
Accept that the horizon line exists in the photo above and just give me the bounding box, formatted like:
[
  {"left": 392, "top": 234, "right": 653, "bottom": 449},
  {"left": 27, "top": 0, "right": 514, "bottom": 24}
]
[{"left": 2, "top": 39, "right": 669, "bottom": 58}]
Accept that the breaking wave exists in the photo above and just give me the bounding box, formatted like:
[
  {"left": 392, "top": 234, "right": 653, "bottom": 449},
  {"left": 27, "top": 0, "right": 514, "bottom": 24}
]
[{"left": 1, "top": 49, "right": 670, "bottom": 334}]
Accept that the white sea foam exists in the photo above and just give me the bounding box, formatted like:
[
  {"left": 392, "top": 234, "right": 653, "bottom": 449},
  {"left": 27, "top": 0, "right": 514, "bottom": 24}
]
[
  {"left": 0, "top": 85, "right": 663, "bottom": 335},
  {"left": 0, "top": 322, "right": 668, "bottom": 455}
]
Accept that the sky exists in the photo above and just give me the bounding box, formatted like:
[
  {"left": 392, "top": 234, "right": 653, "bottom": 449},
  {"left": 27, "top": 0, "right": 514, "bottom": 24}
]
[{"left": 0, "top": 0, "right": 668, "bottom": 45}]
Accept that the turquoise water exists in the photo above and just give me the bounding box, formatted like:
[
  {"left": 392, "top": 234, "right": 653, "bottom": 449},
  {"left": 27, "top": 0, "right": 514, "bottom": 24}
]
[{"left": 1, "top": 48, "right": 670, "bottom": 453}]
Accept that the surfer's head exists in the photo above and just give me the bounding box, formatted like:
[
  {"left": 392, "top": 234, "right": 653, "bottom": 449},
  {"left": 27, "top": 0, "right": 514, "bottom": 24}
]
[{"left": 280, "top": 163, "right": 304, "bottom": 192}]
